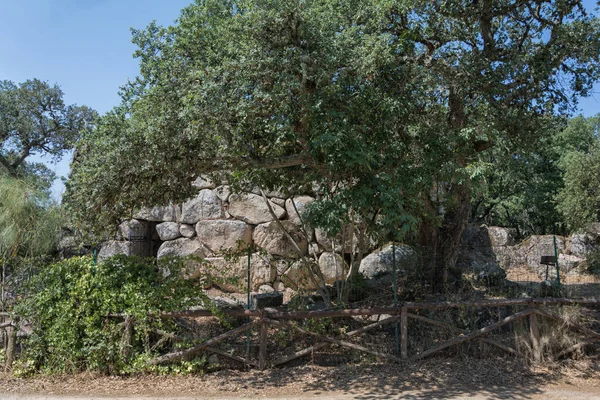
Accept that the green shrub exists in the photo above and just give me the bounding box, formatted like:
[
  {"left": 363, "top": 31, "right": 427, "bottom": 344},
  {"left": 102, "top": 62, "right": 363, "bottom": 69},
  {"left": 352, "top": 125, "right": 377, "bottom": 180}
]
[{"left": 15, "top": 255, "right": 213, "bottom": 375}]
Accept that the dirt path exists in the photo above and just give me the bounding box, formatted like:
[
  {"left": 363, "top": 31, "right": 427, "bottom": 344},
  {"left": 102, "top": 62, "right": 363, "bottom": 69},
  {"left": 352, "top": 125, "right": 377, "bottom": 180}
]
[
  {"left": 1, "top": 358, "right": 599, "bottom": 399},
  {"left": 2, "top": 386, "right": 600, "bottom": 400}
]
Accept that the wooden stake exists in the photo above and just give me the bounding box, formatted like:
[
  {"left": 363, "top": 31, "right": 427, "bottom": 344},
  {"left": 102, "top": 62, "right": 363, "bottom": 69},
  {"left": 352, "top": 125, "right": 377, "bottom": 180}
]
[
  {"left": 5, "top": 325, "right": 15, "bottom": 371},
  {"left": 529, "top": 312, "right": 541, "bottom": 363},
  {"left": 259, "top": 320, "right": 268, "bottom": 370}
]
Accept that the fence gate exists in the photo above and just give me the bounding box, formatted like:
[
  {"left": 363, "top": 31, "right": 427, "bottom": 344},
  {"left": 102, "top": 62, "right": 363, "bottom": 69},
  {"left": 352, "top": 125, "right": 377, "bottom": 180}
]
[{"left": 128, "top": 222, "right": 153, "bottom": 257}]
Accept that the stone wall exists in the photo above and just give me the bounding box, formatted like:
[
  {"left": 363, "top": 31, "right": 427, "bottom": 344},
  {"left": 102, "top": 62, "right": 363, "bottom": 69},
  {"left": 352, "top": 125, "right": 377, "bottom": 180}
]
[
  {"left": 97, "top": 180, "right": 416, "bottom": 293},
  {"left": 459, "top": 224, "right": 599, "bottom": 279}
]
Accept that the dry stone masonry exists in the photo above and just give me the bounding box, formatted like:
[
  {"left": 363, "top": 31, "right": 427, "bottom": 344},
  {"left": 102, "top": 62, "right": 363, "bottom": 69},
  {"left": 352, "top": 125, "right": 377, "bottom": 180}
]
[{"left": 96, "top": 178, "right": 600, "bottom": 295}]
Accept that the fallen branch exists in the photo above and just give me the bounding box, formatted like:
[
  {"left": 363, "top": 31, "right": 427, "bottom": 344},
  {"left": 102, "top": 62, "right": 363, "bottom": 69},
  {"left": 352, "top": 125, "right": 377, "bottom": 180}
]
[{"left": 148, "top": 321, "right": 256, "bottom": 365}]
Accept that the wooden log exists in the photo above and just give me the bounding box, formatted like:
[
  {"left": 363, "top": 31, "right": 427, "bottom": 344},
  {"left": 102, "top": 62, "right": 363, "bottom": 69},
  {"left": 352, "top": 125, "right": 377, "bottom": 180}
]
[
  {"left": 529, "top": 312, "right": 541, "bottom": 363},
  {"left": 259, "top": 321, "right": 268, "bottom": 370},
  {"left": 270, "top": 315, "right": 403, "bottom": 366},
  {"left": 533, "top": 309, "right": 600, "bottom": 340},
  {"left": 122, "top": 315, "right": 134, "bottom": 358},
  {"left": 408, "top": 313, "right": 518, "bottom": 355},
  {"left": 413, "top": 309, "right": 534, "bottom": 361},
  {"left": 401, "top": 307, "right": 408, "bottom": 359},
  {"left": 556, "top": 337, "right": 600, "bottom": 359},
  {"left": 345, "top": 315, "right": 401, "bottom": 337},
  {"left": 108, "top": 298, "right": 600, "bottom": 321},
  {"left": 272, "top": 342, "right": 330, "bottom": 366},
  {"left": 0, "top": 321, "right": 12, "bottom": 329},
  {"left": 274, "top": 320, "right": 403, "bottom": 363},
  {"left": 205, "top": 346, "right": 258, "bottom": 367},
  {"left": 5, "top": 325, "right": 15, "bottom": 371},
  {"left": 148, "top": 321, "right": 256, "bottom": 365}
]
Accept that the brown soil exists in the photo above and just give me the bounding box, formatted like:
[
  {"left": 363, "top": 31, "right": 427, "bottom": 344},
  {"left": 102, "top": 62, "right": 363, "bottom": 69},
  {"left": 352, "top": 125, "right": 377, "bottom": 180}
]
[{"left": 1, "top": 357, "right": 599, "bottom": 399}]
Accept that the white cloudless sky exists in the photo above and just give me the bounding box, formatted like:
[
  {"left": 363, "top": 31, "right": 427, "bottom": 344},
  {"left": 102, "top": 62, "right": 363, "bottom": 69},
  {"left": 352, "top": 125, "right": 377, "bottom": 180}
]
[{"left": 1, "top": 0, "right": 600, "bottom": 200}]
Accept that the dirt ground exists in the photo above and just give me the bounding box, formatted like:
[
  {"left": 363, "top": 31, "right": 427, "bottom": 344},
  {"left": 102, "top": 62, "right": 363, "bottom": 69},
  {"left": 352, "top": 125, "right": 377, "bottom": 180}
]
[{"left": 1, "top": 357, "right": 599, "bottom": 399}]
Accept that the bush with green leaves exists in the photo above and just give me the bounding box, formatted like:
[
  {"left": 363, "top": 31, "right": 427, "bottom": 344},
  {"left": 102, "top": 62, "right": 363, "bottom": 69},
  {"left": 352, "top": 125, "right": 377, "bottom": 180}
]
[{"left": 15, "top": 255, "right": 213, "bottom": 375}]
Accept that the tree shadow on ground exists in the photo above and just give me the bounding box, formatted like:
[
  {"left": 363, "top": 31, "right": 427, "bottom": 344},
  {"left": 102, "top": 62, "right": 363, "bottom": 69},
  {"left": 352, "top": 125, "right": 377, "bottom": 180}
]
[{"left": 211, "top": 354, "right": 600, "bottom": 400}]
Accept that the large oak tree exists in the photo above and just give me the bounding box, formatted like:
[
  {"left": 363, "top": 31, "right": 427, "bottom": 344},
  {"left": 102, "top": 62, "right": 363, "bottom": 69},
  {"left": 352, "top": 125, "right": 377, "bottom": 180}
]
[{"left": 67, "top": 0, "right": 600, "bottom": 288}]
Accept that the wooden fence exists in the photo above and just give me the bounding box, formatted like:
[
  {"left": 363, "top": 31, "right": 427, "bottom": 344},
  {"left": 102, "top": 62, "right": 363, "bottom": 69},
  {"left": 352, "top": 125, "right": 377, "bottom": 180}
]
[{"left": 3, "top": 298, "right": 600, "bottom": 370}]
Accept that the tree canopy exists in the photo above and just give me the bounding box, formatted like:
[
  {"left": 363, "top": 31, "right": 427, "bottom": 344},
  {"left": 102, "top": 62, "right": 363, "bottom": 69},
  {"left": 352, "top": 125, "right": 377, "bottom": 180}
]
[
  {"left": 67, "top": 0, "right": 600, "bottom": 282},
  {"left": 0, "top": 79, "right": 96, "bottom": 188}
]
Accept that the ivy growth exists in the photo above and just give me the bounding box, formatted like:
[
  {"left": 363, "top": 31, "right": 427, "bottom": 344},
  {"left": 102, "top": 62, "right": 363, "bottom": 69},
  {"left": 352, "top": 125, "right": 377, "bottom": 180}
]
[{"left": 15, "top": 255, "right": 213, "bottom": 375}]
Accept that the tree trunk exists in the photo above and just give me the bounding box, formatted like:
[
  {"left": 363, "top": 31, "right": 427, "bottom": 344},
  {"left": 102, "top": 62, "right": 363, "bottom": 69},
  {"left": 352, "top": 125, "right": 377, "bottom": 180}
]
[{"left": 419, "top": 183, "right": 471, "bottom": 291}]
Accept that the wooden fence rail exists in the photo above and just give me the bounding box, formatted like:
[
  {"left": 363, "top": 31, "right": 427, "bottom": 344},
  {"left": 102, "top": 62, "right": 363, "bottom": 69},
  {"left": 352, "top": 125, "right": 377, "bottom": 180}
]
[
  {"left": 3, "top": 298, "right": 600, "bottom": 370},
  {"left": 146, "top": 297, "right": 600, "bottom": 368}
]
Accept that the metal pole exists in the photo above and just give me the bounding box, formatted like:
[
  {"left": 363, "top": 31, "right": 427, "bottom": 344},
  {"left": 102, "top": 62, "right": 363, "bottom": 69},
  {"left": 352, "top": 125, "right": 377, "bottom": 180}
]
[
  {"left": 553, "top": 235, "right": 561, "bottom": 290},
  {"left": 393, "top": 242, "right": 399, "bottom": 356},
  {"left": 246, "top": 246, "right": 251, "bottom": 358}
]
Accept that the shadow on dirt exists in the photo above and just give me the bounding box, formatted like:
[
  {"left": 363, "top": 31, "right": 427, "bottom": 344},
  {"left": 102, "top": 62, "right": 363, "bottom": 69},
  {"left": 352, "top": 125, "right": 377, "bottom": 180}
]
[{"left": 209, "top": 354, "right": 600, "bottom": 400}]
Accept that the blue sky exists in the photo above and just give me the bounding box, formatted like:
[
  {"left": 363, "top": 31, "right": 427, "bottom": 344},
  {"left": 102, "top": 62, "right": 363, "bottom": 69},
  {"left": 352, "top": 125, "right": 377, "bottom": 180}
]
[
  {"left": 1, "top": 0, "right": 600, "bottom": 199},
  {"left": 0, "top": 0, "right": 191, "bottom": 198}
]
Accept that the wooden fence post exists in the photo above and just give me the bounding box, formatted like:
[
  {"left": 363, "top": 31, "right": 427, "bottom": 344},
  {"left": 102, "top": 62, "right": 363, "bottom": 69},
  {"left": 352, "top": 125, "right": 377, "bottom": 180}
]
[
  {"left": 401, "top": 307, "right": 408, "bottom": 359},
  {"left": 259, "top": 320, "right": 268, "bottom": 370},
  {"left": 529, "top": 312, "right": 541, "bottom": 363},
  {"left": 5, "top": 325, "right": 15, "bottom": 371}
]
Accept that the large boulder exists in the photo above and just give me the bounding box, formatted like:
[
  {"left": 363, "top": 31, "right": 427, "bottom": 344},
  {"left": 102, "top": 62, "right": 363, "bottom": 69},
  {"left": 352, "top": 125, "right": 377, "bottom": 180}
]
[
  {"left": 359, "top": 244, "right": 417, "bottom": 279},
  {"left": 134, "top": 205, "right": 180, "bottom": 222},
  {"left": 196, "top": 220, "right": 252, "bottom": 255},
  {"left": 156, "top": 222, "right": 182, "bottom": 241},
  {"left": 191, "top": 175, "right": 216, "bottom": 190},
  {"left": 98, "top": 241, "right": 131, "bottom": 262},
  {"left": 567, "top": 234, "right": 597, "bottom": 258},
  {"left": 181, "top": 189, "right": 223, "bottom": 224},
  {"left": 253, "top": 220, "right": 308, "bottom": 258},
  {"left": 228, "top": 193, "right": 286, "bottom": 225},
  {"left": 318, "top": 252, "right": 348, "bottom": 284},
  {"left": 214, "top": 185, "right": 232, "bottom": 202},
  {"left": 487, "top": 226, "right": 517, "bottom": 247},
  {"left": 315, "top": 226, "right": 358, "bottom": 254},
  {"left": 465, "top": 261, "right": 507, "bottom": 287},
  {"left": 558, "top": 253, "right": 584, "bottom": 274},
  {"left": 157, "top": 238, "right": 207, "bottom": 259},
  {"left": 179, "top": 224, "right": 196, "bottom": 238},
  {"left": 283, "top": 260, "right": 319, "bottom": 289},
  {"left": 519, "top": 235, "right": 566, "bottom": 272},
  {"left": 285, "top": 196, "right": 315, "bottom": 225},
  {"left": 118, "top": 219, "right": 148, "bottom": 240}
]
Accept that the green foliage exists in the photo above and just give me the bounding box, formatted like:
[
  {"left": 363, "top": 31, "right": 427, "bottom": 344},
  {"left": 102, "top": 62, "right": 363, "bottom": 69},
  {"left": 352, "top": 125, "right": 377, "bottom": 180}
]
[
  {"left": 15, "top": 255, "right": 212, "bottom": 375},
  {"left": 0, "top": 79, "right": 96, "bottom": 180},
  {"left": 0, "top": 176, "right": 61, "bottom": 260},
  {"left": 470, "top": 117, "right": 565, "bottom": 237},
  {"left": 471, "top": 114, "right": 600, "bottom": 237},
  {"left": 67, "top": 0, "right": 600, "bottom": 239},
  {"left": 583, "top": 247, "right": 600, "bottom": 276},
  {"left": 0, "top": 175, "right": 63, "bottom": 310},
  {"left": 558, "top": 142, "right": 600, "bottom": 231}
]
